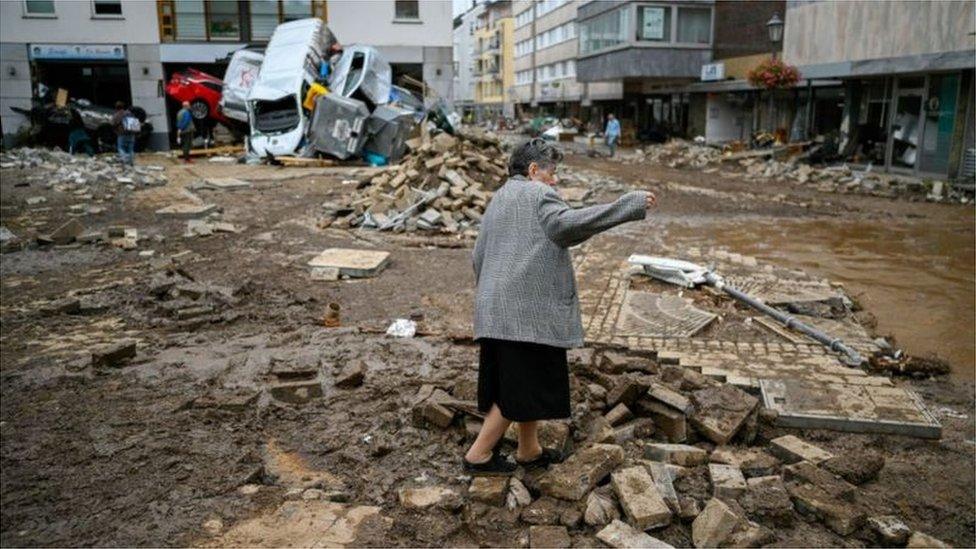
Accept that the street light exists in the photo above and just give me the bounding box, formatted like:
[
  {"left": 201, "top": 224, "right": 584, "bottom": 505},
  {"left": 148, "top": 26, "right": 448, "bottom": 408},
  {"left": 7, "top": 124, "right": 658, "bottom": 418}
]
[{"left": 766, "top": 13, "right": 784, "bottom": 46}]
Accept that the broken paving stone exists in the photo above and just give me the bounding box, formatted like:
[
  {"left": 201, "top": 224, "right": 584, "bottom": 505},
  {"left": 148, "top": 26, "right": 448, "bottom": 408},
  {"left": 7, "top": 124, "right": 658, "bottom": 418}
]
[
  {"left": 201, "top": 177, "right": 252, "bottom": 190},
  {"left": 612, "top": 417, "right": 655, "bottom": 444},
  {"left": 769, "top": 434, "right": 834, "bottom": 465},
  {"left": 691, "top": 498, "right": 744, "bottom": 548},
  {"left": 726, "top": 520, "right": 775, "bottom": 547},
  {"left": 677, "top": 496, "right": 701, "bottom": 521},
  {"left": 538, "top": 443, "right": 625, "bottom": 501},
  {"left": 334, "top": 360, "right": 366, "bottom": 388},
  {"left": 821, "top": 452, "right": 885, "bottom": 485},
  {"left": 584, "top": 487, "right": 620, "bottom": 526},
  {"left": 596, "top": 519, "right": 674, "bottom": 549},
  {"left": 739, "top": 475, "right": 795, "bottom": 528},
  {"left": 606, "top": 374, "right": 650, "bottom": 408},
  {"left": 611, "top": 465, "right": 672, "bottom": 530},
  {"left": 187, "top": 390, "right": 260, "bottom": 413},
  {"left": 605, "top": 403, "right": 633, "bottom": 426},
  {"left": 643, "top": 461, "right": 680, "bottom": 513},
  {"left": 48, "top": 218, "right": 84, "bottom": 245},
  {"left": 644, "top": 443, "right": 708, "bottom": 467},
  {"left": 646, "top": 382, "right": 693, "bottom": 414},
  {"left": 587, "top": 416, "right": 616, "bottom": 445},
  {"left": 506, "top": 478, "right": 532, "bottom": 509},
  {"left": 740, "top": 451, "right": 781, "bottom": 478},
  {"left": 601, "top": 351, "right": 632, "bottom": 373},
  {"left": 786, "top": 482, "right": 865, "bottom": 536},
  {"left": 40, "top": 297, "right": 81, "bottom": 315},
  {"left": 469, "top": 476, "right": 508, "bottom": 506},
  {"left": 269, "top": 381, "right": 323, "bottom": 405},
  {"left": 521, "top": 497, "right": 564, "bottom": 525},
  {"left": 635, "top": 398, "right": 687, "bottom": 443},
  {"left": 155, "top": 203, "right": 218, "bottom": 218},
  {"left": 214, "top": 501, "right": 388, "bottom": 547},
  {"left": 91, "top": 340, "right": 137, "bottom": 367},
  {"left": 689, "top": 384, "right": 758, "bottom": 445},
  {"left": 709, "top": 463, "right": 747, "bottom": 499},
  {"left": 529, "top": 525, "right": 571, "bottom": 549},
  {"left": 867, "top": 515, "right": 912, "bottom": 546},
  {"left": 397, "top": 486, "right": 461, "bottom": 510},
  {"left": 307, "top": 248, "right": 390, "bottom": 278},
  {"left": 906, "top": 531, "right": 950, "bottom": 548},
  {"left": 784, "top": 461, "right": 856, "bottom": 502}
]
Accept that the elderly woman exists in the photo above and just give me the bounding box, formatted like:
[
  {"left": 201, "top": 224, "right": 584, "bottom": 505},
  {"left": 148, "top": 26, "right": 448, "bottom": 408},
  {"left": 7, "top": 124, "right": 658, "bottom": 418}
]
[{"left": 464, "top": 138, "right": 656, "bottom": 474}]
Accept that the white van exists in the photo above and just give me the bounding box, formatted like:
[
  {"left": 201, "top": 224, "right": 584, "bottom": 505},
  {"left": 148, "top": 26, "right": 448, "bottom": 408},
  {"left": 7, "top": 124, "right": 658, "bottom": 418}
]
[
  {"left": 247, "top": 18, "right": 335, "bottom": 156},
  {"left": 220, "top": 49, "right": 264, "bottom": 123}
]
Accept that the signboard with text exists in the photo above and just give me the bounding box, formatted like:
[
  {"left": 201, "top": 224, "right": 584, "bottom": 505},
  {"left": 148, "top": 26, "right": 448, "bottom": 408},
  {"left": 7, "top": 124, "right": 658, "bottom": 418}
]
[
  {"left": 701, "top": 62, "right": 725, "bottom": 81},
  {"left": 29, "top": 44, "right": 126, "bottom": 61},
  {"left": 641, "top": 7, "right": 666, "bottom": 40}
]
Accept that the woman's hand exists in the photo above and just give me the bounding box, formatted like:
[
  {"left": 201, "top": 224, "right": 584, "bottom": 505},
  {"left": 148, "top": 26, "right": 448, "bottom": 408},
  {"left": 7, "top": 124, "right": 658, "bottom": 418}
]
[{"left": 645, "top": 192, "right": 658, "bottom": 209}]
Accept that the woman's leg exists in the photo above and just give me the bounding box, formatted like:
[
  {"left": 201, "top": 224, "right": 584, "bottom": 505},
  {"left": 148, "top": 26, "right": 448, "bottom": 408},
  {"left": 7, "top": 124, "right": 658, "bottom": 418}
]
[
  {"left": 464, "top": 404, "right": 511, "bottom": 463},
  {"left": 516, "top": 421, "right": 543, "bottom": 461}
]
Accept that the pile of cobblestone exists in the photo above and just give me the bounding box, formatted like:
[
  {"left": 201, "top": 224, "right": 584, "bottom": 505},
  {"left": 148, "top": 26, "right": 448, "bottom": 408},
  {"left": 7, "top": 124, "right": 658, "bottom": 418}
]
[{"left": 0, "top": 147, "right": 167, "bottom": 191}]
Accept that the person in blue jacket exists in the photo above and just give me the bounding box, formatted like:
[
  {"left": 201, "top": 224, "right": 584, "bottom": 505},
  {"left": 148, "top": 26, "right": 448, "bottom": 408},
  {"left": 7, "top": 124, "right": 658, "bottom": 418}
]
[{"left": 604, "top": 113, "right": 621, "bottom": 158}]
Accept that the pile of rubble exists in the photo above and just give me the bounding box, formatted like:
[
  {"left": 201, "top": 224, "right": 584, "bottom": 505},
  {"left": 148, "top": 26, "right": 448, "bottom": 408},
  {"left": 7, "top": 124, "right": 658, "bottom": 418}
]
[
  {"left": 404, "top": 349, "right": 950, "bottom": 548},
  {"left": 142, "top": 266, "right": 244, "bottom": 328},
  {"left": 631, "top": 140, "right": 968, "bottom": 203},
  {"left": 326, "top": 129, "right": 509, "bottom": 234},
  {"left": 0, "top": 147, "right": 167, "bottom": 190}
]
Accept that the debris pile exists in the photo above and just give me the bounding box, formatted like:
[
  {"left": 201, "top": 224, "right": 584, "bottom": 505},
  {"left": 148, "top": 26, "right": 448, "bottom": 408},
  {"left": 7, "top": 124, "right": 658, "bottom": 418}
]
[
  {"left": 632, "top": 140, "right": 969, "bottom": 203},
  {"left": 143, "top": 267, "right": 244, "bottom": 327},
  {"left": 0, "top": 147, "right": 167, "bottom": 190},
  {"left": 396, "top": 346, "right": 953, "bottom": 548},
  {"left": 327, "top": 129, "right": 508, "bottom": 233}
]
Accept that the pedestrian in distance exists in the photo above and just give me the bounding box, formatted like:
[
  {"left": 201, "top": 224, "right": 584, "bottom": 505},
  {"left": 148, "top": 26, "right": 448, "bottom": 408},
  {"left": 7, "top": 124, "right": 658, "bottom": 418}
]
[
  {"left": 463, "top": 138, "right": 657, "bottom": 475},
  {"left": 111, "top": 101, "right": 138, "bottom": 165},
  {"left": 175, "top": 100, "right": 196, "bottom": 163},
  {"left": 604, "top": 113, "right": 621, "bottom": 158}
]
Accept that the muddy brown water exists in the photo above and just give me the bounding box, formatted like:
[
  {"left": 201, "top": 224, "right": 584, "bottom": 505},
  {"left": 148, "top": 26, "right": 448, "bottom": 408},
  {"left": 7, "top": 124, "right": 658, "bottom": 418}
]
[{"left": 665, "top": 212, "right": 975, "bottom": 379}]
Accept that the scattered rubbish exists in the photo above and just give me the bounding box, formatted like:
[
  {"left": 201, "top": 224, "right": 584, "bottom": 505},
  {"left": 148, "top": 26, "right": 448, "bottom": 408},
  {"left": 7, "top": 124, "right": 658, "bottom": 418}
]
[
  {"left": 385, "top": 318, "right": 416, "bottom": 338},
  {"left": 323, "top": 303, "right": 341, "bottom": 327}
]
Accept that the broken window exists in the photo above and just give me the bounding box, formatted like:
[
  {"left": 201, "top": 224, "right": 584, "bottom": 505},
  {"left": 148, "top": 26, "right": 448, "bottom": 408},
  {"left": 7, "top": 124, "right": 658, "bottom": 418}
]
[
  {"left": 253, "top": 97, "right": 300, "bottom": 133},
  {"left": 394, "top": 0, "right": 419, "bottom": 20}
]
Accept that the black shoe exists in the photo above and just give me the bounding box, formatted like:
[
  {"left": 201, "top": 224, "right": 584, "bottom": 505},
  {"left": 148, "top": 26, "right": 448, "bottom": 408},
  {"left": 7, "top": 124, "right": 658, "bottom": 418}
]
[
  {"left": 516, "top": 448, "right": 564, "bottom": 469},
  {"left": 463, "top": 452, "right": 517, "bottom": 476}
]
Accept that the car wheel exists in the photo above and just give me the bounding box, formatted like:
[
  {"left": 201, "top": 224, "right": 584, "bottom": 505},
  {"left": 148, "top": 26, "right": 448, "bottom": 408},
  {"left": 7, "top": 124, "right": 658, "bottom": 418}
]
[{"left": 190, "top": 100, "right": 209, "bottom": 120}]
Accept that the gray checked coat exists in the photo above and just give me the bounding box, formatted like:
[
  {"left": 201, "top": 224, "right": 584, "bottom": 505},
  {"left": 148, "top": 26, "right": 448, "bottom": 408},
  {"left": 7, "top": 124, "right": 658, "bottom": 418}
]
[{"left": 473, "top": 176, "right": 648, "bottom": 348}]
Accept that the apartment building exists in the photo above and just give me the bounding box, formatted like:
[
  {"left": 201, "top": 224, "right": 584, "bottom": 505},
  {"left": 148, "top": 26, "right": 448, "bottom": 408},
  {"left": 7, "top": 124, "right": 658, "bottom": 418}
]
[
  {"left": 472, "top": 0, "right": 514, "bottom": 118},
  {"left": 512, "top": 0, "right": 621, "bottom": 120},
  {"left": 1, "top": 0, "right": 453, "bottom": 149},
  {"left": 453, "top": 2, "right": 485, "bottom": 114}
]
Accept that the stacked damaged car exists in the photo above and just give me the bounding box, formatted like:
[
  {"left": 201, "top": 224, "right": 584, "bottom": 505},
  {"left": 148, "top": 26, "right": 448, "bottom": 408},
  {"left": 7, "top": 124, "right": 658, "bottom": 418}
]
[{"left": 245, "top": 18, "right": 424, "bottom": 164}]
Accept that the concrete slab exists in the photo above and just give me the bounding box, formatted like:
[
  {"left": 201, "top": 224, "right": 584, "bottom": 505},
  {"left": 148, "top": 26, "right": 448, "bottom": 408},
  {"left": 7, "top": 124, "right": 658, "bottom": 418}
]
[
  {"left": 761, "top": 379, "right": 942, "bottom": 439},
  {"left": 155, "top": 203, "right": 218, "bottom": 218},
  {"left": 307, "top": 248, "right": 390, "bottom": 278},
  {"left": 615, "top": 291, "right": 716, "bottom": 338},
  {"left": 214, "top": 500, "right": 388, "bottom": 547},
  {"left": 202, "top": 177, "right": 252, "bottom": 190}
]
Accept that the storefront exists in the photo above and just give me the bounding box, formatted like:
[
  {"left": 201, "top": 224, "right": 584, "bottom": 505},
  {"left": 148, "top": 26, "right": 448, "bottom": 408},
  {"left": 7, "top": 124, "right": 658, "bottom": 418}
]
[{"left": 28, "top": 44, "right": 131, "bottom": 108}]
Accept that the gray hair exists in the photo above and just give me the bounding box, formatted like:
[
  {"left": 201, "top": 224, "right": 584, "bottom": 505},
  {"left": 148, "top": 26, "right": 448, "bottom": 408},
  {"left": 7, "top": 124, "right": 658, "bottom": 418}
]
[{"left": 508, "top": 138, "right": 563, "bottom": 177}]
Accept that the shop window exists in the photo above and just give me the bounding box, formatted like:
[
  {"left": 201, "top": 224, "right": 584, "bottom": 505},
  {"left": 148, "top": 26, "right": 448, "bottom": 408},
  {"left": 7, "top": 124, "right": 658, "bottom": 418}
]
[
  {"left": 395, "top": 0, "right": 419, "bottom": 21},
  {"left": 638, "top": 6, "right": 670, "bottom": 42},
  {"left": 24, "top": 0, "right": 55, "bottom": 16},
  {"left": 93, "top": 0, "right": 122, "bottom": 16},
  {"left": 209, "top": 0, "right": 241, "bottom": 39},
  {"left": 676, "top": 7, "right": 710, "bottom": 44},
  {"left": 174, "top": 0, "right": 206, "bottom": 40}
]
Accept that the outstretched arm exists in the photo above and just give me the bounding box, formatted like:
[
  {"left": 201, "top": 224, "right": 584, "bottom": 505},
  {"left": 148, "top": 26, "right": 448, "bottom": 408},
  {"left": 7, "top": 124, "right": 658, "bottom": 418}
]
[{"left": 537, "top": 188, "right": 650, "bottom": 248}]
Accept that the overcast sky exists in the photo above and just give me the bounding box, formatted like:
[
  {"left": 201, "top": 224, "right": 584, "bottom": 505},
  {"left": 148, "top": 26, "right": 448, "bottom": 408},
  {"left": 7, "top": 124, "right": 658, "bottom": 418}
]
[{"left": 453, "top": 0, "right": 476, "bottom": 17}]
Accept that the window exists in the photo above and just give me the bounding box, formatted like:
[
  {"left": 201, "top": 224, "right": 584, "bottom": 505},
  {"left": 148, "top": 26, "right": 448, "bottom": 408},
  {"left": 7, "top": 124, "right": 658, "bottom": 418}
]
[
  {"left": 93, "top": 0, "right": 122, "bottom": 16},
  {"left": 638, "top": 6, "right": 669, "bottom": 41},
  {"left": 535, "top": 0, "right": 567, "bottom": 18},
  {"left": 282, "top": 0, "right": 311, "bottom": 21},
  {"left": 580, "top": 7, "right": 630, "bottom": 54},
  {"left": 516, "top": 70, "right": 532, "bottom": 85},
  {"left": 250, "top": 0, "right": 279, "bottom": 40},
  {"left": 395, "top": 0, "right": 419, "bottom": 20},
  {"left": 174, "top": 0, "right": 206, "bottom": 40},
  {"left": 676, "top": 7, "right": 710, "bottom": 44},
  {"left": 515, "top": 39, "right": 534, "bottom": 58},
  {"left": 24, "top": 0, "right": 55, "bottom": 16},
  {"left": 536, "top": 21, "right": 576, "bottom": 50},
  {"left": 515, "top": 8, "right": 532, "bottom": 27},
  {"left": 208, "top": 0, "right": 240, "bottom": 39}
]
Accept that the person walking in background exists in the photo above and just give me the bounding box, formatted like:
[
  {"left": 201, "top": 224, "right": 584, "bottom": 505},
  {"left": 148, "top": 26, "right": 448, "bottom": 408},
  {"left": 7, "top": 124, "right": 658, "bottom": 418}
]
[
  {"left": 176, "top": 100, "right": 196, "bottom": 163},
  {"left": 111, "top": 101, "right": 137, "bottom": 165},
  {"left": 604, "top": 113, "right": 621, "bottom": 158}
]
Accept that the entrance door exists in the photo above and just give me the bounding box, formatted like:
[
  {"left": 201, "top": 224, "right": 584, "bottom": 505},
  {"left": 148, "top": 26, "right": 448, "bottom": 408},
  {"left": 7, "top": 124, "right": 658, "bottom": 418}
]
[
  {"left": 887, "top": 77, "right": 924, "bottom": 172},
  {"left": 918, "top": 73, "right": 960, "bottom": 174}
]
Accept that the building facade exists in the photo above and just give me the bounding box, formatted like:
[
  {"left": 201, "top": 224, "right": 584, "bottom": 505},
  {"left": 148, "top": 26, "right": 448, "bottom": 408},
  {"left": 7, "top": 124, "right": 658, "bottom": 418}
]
[
  {"left": 784, "top": 0, "right": 975, "bottom": 179},
  {"left": 471, "top": 0, "right": 514, "bottom": 119},
  {"left": 453, "top": 2, "right": 485, "bottom": 114},
  {"left": 512, "top": 0, "right": 621, "bottom": 121},
  {"left": 0, "top": 0, "right": 168, "bottom": 148},
  {"left": 1, "top": 0, "right": 453, "bottom": 149}
]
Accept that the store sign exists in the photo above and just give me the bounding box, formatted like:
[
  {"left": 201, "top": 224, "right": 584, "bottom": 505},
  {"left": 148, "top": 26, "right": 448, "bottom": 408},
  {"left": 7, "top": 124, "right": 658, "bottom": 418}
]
[
  {"left": 641, "top": 7, "right": 666, "bottom": 40},
  {"left": 701, "top": 62, "right": 725, "bottom": 82},
  {"left": 29, "top": 44, "right": 126, "bottom": 61}
]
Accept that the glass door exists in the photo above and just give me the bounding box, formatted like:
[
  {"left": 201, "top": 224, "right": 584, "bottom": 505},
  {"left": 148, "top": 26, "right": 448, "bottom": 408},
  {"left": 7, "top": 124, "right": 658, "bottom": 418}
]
[
  {"left": 919, "top": 73, "right": 960, "bottom": 175},
  {"left": 887, "top": 77, "right": 924, "bottom": 172}
]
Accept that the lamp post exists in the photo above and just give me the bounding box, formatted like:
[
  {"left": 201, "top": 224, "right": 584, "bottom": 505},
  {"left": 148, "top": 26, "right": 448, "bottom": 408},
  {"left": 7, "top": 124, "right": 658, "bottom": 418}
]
[{"left": 765, "top": 13, "right": 784, "bottom": 134}]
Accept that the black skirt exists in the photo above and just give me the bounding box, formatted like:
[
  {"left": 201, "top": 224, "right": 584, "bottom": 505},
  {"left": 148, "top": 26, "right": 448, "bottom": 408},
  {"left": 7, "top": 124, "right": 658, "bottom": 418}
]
[{"left": 478, "top": 338, "right": 571, "bottom": 422}]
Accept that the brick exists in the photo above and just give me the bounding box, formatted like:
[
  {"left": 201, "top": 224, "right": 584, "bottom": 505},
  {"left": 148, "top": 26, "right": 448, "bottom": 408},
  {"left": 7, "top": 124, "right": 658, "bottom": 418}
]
[
  {"left": 786, "top": 482, "right": 865, "bottom": 536},
  {"left": 601, "top": 351, "right": 631, "bottom": 373},
  {"left": 397, "top": 486, "right": 461, "bottom": 510},
  {"left": 692, "top": 498, "right": 743, "bottom": 548},
  {"left": 611, "top": 466, "right": 672, "bottom": 530},
  {"left": 606, "top": 375, "right": 649, "bottom": 407},
  {"left": 784, "top": 461, "right": 856, "bottom": 502},
  {"left": 529, "top": 525, "right": 570, "bottom": 548},
  {"left": 906, "top": 532, "right": 950, "bottom": 548},
  {"left": 48, "top": 218, "right": 84, "bottom": 244},
  {"left": 867, "top": 515, "right": 911, "bottom": 546},
  {"left": 521, "top": 497, "right": 564, "bottom": 525},
  {"left": 539, "top": 444, "right": 625, "bottom": 501},
  {"left": 739, "top": 476, "right": 795, "bottom": 527},
  {"left": 469, "top": 476, "right": 508, "bottom": 506},
  {"left": 506, "top": 478, "right": 532, "bottom": 509},
  {"left": 708, "top": 464, "right": 747, "bottom": 499},
  {"left": 689, "top": 385, "right": 758, "bottom": 445},
  {"left": 822, "top": 452, "right": 885, "bottom": 485},
  {"left": 334, "top": 360, "right": 366, "bottom": 388},
  {"left": 596, "top": 519, "right": 675, "bottom": 549},
  {"left": 646, "top": 382, "right": 693, "bottom": 414},
  {"left": 269, "top": 381, "right": 323, "bottom": 404},
  {"left": 769, "top": 435, "right": 834, "bottom": 465},
  {"left": 605, "top": 403, "right": 633, "bottom": 426},
  {"left": 584, "top": 488, "right": 620, "bottom": 526},
  {"left": 613, "top": 417, "right": 655, "bottom": 444},
  {"left": 644, "top": 443, "right": 708, "bottom": 466},
  {"left": 635, "top": 399, "right": 687, "bottom": 442},
  {"left": 642, "top": 461, "right": 680, "bottom": 512},
  {"left": 91, "top": 340, "right": 137, "bottom": 367}
]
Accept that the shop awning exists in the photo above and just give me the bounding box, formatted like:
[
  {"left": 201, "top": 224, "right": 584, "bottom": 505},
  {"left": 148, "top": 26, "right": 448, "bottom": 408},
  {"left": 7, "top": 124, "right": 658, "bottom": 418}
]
[{"left": 644, "top": 78, "right": 843, "bottom": 95}]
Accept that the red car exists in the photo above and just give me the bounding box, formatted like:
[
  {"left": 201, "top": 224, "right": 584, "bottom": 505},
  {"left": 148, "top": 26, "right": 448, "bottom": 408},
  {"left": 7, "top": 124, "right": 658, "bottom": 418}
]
[{"left": 165, "top": 68, "right": 230, "bottom": 126}]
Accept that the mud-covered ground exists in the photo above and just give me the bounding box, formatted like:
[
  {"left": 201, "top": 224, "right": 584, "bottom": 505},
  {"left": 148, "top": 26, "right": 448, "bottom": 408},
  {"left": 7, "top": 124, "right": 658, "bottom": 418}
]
[{"left": 1, "top": 148, "right": 973, "bottom": 547}]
